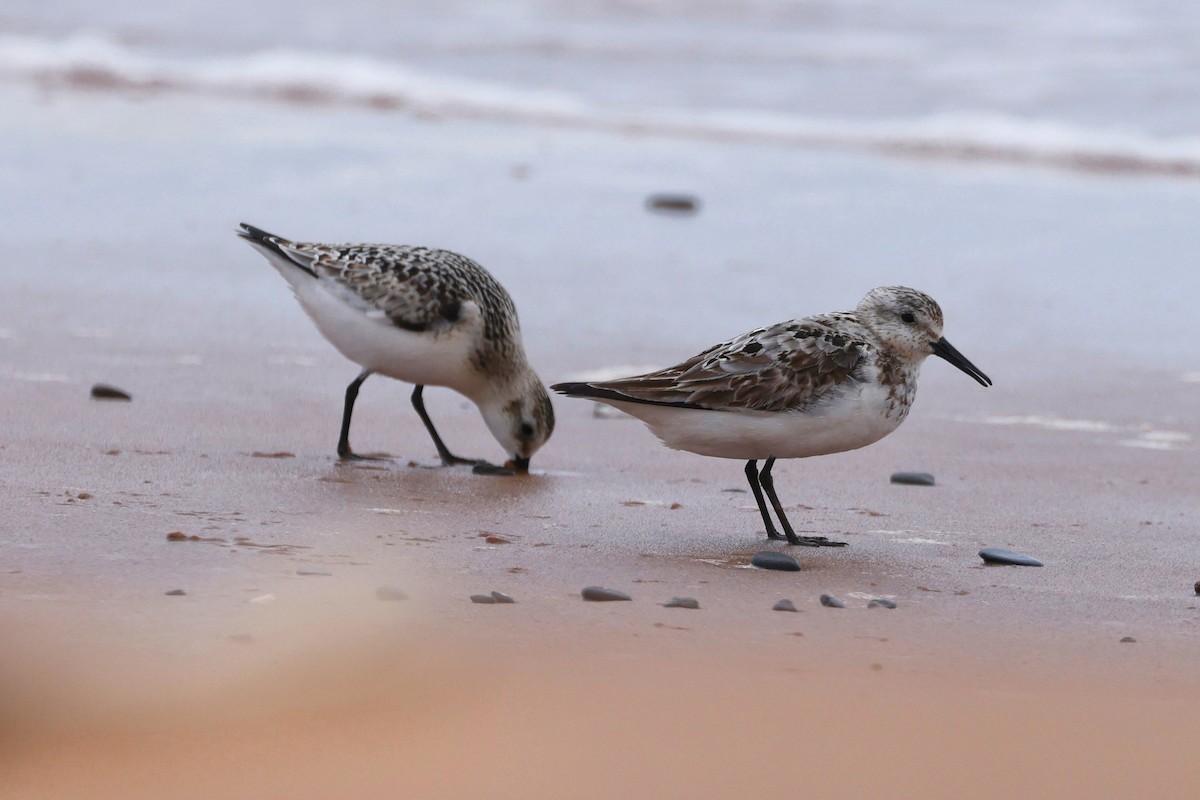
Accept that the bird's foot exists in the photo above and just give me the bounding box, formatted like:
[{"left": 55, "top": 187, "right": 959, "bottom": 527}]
[
  {"left": 784, "top": 534, "right": 848, "bottom": 548},
  {"left": 338, "top": 450, "right": 392, "bottom": 462},
  {"left": 471, "top": 461, "right": 517, "bottom": 476}
]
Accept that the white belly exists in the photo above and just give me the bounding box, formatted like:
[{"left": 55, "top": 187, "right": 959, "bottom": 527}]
[
  {"left": 292, "top": 275, "right": 483, "bottom": 394},
  {"left": 605, "top": 382, "right": 908, "bottom": 460}
]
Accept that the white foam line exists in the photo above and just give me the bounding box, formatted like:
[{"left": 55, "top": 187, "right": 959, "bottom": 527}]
[{"left": 5, "top": 35, "right": 1200, "bottom": 178}]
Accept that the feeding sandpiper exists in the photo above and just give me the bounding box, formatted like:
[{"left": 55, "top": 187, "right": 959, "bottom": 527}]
[
  {"left": 553, "top": 286, "right": 990, "bottom": 545},
  {"left": 237, "top": 223, "right": 554, "bottom": 474}
]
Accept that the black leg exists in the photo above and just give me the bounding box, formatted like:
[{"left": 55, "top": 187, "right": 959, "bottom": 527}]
[
  {"left": 758, "top": 457, "right": 847, "bottom": 548},
  {"left": 337, "top": 369, "right": 376, "bottom": 460},
  {"left": 410, "top": 385, "right": 491, "bottom": 467},
  {"left": 746, "top": 460, "right": 786, "bottom": 540}
]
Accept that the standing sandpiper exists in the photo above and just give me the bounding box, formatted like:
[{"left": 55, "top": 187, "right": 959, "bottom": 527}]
[{"left": 553, "top": 286, "right": 990, "bottom": 544}]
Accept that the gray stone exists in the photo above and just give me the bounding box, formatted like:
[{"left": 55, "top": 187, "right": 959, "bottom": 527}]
[
  {"left": 819, "top": 594, "right": 846, "bottom": 608},
  {"left": 490, "top": 591, "right": 516, "bottom": 604},
  {"left": 772, "top": 599, "right": 798, "bottom": 612},
  {"left": 90, "top": 383, "right": 132, "bottom": 401},
  {"left": 867, "top": 598, "right": 897, "bottom": 609},
  {"left": 890, "top": 471, "right": 935, "bottom": 486},
  {"left": 296, "top": 569, "right": 333, "bottom": 576},
  {"left": 164, "top": 589, "right": 186, "bottom": 596},
  {"left": 1119, "top": 636, "right": 1137, "bottom": 643},
  {"left": 750, "top": 551, "right": 801, "bottom": 572},
  {"left": 581, "top": 586, "right": 632, "bottom": 602},
  {"left": 662, "top": 597, "right": 700, "bottom": 609},
  {"left": 375, "top": 586, "right": 409, "bottom": 601},
  {"left": 979, "top": 547, "right": 1044, "bottom": 567},
  {"left": 646, "top": 194, "right": 700, "bottom": 214},
  {"left": 470, "top": 594, "right": 497, "bottom": 604}
]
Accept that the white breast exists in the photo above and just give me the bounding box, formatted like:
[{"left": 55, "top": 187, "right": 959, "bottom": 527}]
[{"left": 604, "top": 380, "right": 911, "bottom": 461}]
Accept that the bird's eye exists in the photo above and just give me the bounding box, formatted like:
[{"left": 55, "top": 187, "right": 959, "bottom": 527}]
[
  {"left": 519, "top": 422, "right": 535, "bottom": 439},
  {"left": 900, "top": 312, "right": 915, "bottom": 324}
]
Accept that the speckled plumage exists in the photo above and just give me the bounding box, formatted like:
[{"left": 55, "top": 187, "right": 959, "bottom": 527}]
[
  {"left": 238, "top": 223, "right": 553, "bottom": 471},
  {"left": 553, "top": 286, "right": 990, "bottom": 545}
]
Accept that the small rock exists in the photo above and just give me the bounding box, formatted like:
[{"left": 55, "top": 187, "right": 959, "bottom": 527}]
[
  {"left": 646, "top": 193, "right": 700, "bottom": 215},
  {"left": 890, "top": 471, "right": 935, "bottom": 486},
  {"left": 470, "top": 594, "right": 497, "bottom": 604},
  {"left": 867, "top": 598, "right": 897, "bottom": 609},
  {"left": 296, "top": 569, "right": 332, "bottom": 577},
  {"left": 772, "top": 599, "right": 798, "bottom": 612},
  {"left": 249, "top": 594, "right": 276, "bottom": 604},
  {"left": 819, "top": 594, "right": 846, "bottom": 608},
  {"left": 1194, "top": 581, "right": 1199, "bottom": 596},
  {"left": 375, "top": 586, "right": 409, "bottom": 602},
  {"left": 484, "top": 534, "right": 512, "bottom": 544},
  {"left": 751, "top": 551, "right": 801, "bottom": 572},
  {"left": 473, "top": 463, "right": 515, "bottom": 476},
  {"left": 979, "top": 547, "right": 1044, "bottom": 567},
  {"left": 76, "top": 492, "right": 93, "bottom": 500},
  {"left": 166, "top": 531, "right": 191, "bottom": 541},
  {"left": 490, "top": 591, "right": 516, "bottom": 604},
  {"left": 1119, "top": 636, "right": 1137, "bottom": 643},
  {"left": 90, "top": 383, "right": 132, "bottom": 401},
  {"left": 662, "top": 597, "right": 700, "bottom": 609},
  {"left": 164, "top": 589, "right": 186, "bottom": 596},
  {"left": 581, "top": 586, "right": 632, "bottom": 602}
]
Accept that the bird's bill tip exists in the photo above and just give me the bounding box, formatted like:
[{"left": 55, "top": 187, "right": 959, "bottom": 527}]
[
  {"left": 931, "top": 337, "right": 992, "bottom": 387},
  {"left": 506, "top": 456, "right": 531, "bottom": 474}
]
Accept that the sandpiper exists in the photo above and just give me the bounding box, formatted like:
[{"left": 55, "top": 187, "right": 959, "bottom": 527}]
[
  {"left": 237, "top": 223, "right": 554, "bottom": 473},
  {"left": 553, "top": 286, "right": 990, "bottom": 544}
]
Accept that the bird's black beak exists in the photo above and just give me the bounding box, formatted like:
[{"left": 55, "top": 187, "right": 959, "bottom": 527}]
[
  {"left": 931, "top": 337, "right": 992, "bottom": 387},
  {"left": 508, "top": 456, "right": 531, "bottom": 474}
]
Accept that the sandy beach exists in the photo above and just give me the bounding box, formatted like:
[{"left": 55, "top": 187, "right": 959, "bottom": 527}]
[{"left": 3, "top": 17, "right": 1200, "bottom": 796}]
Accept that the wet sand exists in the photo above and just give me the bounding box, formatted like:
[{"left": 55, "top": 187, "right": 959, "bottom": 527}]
[{"left": 3, "top": 85, "right": 1200, "bottom": 797}]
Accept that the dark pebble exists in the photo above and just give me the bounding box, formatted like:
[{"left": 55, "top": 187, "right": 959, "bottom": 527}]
[
  {"left": 164, "top": 589, "right": 186, "bottom": 596},
  {"left": 1194, "top": 581, "right": 1199, "bottom": 595},
  {"left": 890, "top": 471, "right": 935, "bottom": 486},
  {"left": 473, "top": 463, "right": 515, "bottom": 476},
  {"left": 375, "top": 586, "right": 409, "bottom": 602},
  {"left": 979, "top": 547, "right": 1044, "bottom": 567},
  {"left": 296, "top": 569, "right": 333, "bottom": 577},
  {"left": 646, "top": 193, "right": 700, "bottom": 214},
  {"left": 662, "top": 597, "right": 700, "bottom": 609},
  {"left": 581, "top": 586, "right": 632, "bottom": 602},
  {"left": 751, "top": 551, "right": 801, "bottom": 572},
  {"left": 490, "top": 591, "right": 516, "bottom": 604},
  {"left": 868, "top": 598, "right": 897, "bottom": 609},
  {"left": 90, "top": 383, "right": 132, "bottom": 401},
  {"left": 772, "top": 599, "right": 798, "bottom": 612},
  {"left": 1119, "top": 636, "right": 1137, "bottom": 643},
  {"left": 819, "top": 594, "right": 846, "bottom": 608},
  {"left": 470, "top": 594, "right": 497, "bottom": 604}
]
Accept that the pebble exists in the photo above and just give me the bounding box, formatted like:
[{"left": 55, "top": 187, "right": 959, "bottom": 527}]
[
  {"left": 473, "top": 463, "right": 515, "bottom": 476},
  {"left": 375, "top": 586, "right": 409, "bottom": 602},
  {"left": 772, "top": 599, "right": 798, "bottom": 612},
  {"left": 581, "top": 586, "right": 632, "bottom": 602},
  {"left": 164, "top": 589, "right": 186, "bottom": 596},
  {"left": 646, "top": 194, "right": 700, "bottom": 215},
  {"left": 470, "top": 594, "right": 497, "bottom": 604},
  {"left": 296, "top": 569, "right": 332, "bottom": 577},
  {"left": 979, "top": 547, "right": 1044, "bottom": 567},
  {"left": 90, "top": 383, "right": 132, "bottom": 401},
  {"left": 1119, "top": 636, "right": 1137, "bottom": 643},
  {"left": 819, "top": 594, "right": 846, "bottom": 608},
  {"left": 751, "top": 551, "right": 801, "bottom": 572},
  {"left": 867, "top": 598, "right": 897, "bottom": 609},
  {"left": 1194, "top": 581, "right": 1199, "bottom": 595},
  {"left": 490, "top": 591, "right": 516, "bottom": 604},
  {"left": 890, "top": 471, "right": 935, "bottom": 486},
  {"left": 662, "top": 597, "right": 700, "bottom": 609}
]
